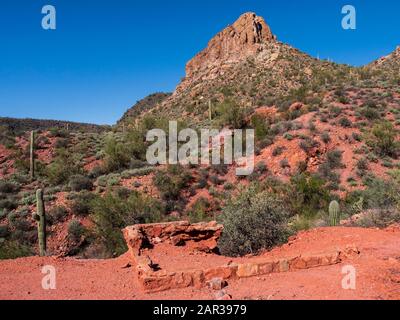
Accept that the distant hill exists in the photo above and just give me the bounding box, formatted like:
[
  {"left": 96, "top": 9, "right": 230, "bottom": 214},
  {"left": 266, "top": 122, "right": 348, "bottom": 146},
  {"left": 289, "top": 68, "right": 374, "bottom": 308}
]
[
  {"left": 118, "top": 92, "right": 172, "bottom": 126},
  {"left": 0, "top": 117, "right": 110, "bottom": 135}
]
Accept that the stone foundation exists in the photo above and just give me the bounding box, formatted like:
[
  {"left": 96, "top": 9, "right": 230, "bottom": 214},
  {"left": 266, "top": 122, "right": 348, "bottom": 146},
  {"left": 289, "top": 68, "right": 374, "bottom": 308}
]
[{"left": 123, "top": 221, "right": 360, "bottom": 293}]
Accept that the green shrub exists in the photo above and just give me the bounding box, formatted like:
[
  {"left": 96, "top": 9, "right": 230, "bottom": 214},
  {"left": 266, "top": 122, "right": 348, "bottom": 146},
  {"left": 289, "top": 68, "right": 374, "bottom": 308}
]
[
  {"left": 299, "top": 138, "right": 319, "bottom": 155},
  {"left": 68, "top": 219, "right": 86, "bottom": 242},
  {"left": 69, "top": 175, "right": 93, "bottom": 192},
  {"left": 0, "top": 181, "right": 19, "bottom": 193},
  {"left": 321, "top": 132, "right": 331, "bottom": 144},
  {"left": 370, "top": 121, "right": 398, "bottom": 158},
  {"left": 356, "top": 158, "right": 369, "bottom": 172},
  {"left": 48, "top": 206, "right": 68, "bottom": 224},
  {"left": 0, "top": 225, "right": 9, "bottom": 238},
  {"left": 215, "top": 100, "right": 246, "bottom": 128},
  {"left": 339, "top": 117, "right": 352, "bottom": 128},
  {"left": 272, "top": 146, "right": 285, "bottom": 157},
  {"left": 103, "top": 137, "right": 131, "bottom": 172},
  {"left": 90, "top": 190, "right": 164, "bottom": 257},
  {"left": 218, "top": 187, "right": 290, "bottom": 257},
  {"left": 251, "top": 114, "right": 268, "bottom": 141},
  {"left": 46, "top": 149, "right": 82, "bottom": 185},
  {"left": 153, "top": 165, "right": 193, "bottom": 202},
  {"left": 0, "top": 199, "right": 17, "bottom": 211},
  {"left": 289, "top": 173, "right": 331, "bottom": 217},
  {"left": 326, "top": 150, "right": 344, "bottom": 169},
  {"left": 70, "top": 191, "right": 96, "bottom": 216},
  {"left": 0, "top": 241, "right": 33, "bottom": 260},
  {"left": 187, "top": 198, "right": 211, "bottom": 223},
  {"left": 361, "top": 176, "right": 399, "bottom": 211}
]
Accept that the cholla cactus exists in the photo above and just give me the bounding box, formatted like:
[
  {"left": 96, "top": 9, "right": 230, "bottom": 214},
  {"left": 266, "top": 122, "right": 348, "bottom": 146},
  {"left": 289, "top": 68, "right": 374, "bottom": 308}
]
[{"left": 329, "top": 200, "right": 341, "bottom": 227}]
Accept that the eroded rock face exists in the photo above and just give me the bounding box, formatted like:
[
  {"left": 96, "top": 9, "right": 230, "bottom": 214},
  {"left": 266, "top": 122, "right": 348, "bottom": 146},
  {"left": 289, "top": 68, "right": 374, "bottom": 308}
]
[
  {"left": 122, "top": 221, "right": 223, "bottom": 257},
  {"left": 185, "top": 12, "right": 275, "bottom": 79}
]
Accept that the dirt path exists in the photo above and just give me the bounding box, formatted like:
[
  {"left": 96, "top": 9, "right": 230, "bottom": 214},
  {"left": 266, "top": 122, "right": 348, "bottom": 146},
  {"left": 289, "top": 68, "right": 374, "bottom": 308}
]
[{"left": 1, "top": 226, "right": 399, "bottom": 300}]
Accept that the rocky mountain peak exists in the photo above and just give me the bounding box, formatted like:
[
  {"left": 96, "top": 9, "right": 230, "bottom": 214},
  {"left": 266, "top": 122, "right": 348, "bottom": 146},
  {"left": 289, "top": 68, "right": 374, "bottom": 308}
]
[{"left": 184, "top": 12, "right": 275, "bottom": 79}]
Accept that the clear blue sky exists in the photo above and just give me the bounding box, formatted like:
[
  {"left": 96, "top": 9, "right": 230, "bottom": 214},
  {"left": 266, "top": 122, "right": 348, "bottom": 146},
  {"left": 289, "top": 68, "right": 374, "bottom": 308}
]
[{"left": 0, "top": 0, "right": 399, "bottom": 125}]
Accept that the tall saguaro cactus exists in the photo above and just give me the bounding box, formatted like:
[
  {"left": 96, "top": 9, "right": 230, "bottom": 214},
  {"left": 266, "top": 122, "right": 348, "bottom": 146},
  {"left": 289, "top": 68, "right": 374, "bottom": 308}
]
[
  {"left": 30, "top": 130, "right": 35, "bottom": 180},
  {"left": 34, "top": 189, "right": 47, "bottom": 256},
  {"left": 329, "top": 200, "right": 341, "bottom": 227}
]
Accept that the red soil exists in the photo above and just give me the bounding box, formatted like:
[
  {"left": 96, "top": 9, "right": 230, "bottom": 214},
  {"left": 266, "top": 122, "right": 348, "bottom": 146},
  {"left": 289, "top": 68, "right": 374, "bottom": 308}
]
[{"left": 1, "top": 226, "right": 399, "bottom": 300}]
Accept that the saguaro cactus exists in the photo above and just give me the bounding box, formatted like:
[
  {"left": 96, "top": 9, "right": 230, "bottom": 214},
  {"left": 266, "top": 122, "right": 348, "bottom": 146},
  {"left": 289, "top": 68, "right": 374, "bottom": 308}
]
[
  {"left": 30, "top": 130, "right": 35, "bottom": 180},
  {"left": 329, "top": 200, "right": 341, "bottom": 227},
  {"left": 34, "top": 189, "right": 47, "bottom": 256}
]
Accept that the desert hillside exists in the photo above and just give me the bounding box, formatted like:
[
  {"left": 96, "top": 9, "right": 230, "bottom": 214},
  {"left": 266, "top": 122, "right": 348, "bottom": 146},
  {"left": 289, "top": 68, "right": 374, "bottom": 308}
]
[{"left": 0, "top": 12, "right": 399, "bottom": 300}]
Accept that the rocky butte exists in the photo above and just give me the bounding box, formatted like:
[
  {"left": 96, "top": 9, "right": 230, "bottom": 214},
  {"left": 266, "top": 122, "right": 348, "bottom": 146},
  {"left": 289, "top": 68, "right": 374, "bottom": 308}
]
[
  {"left": 176, "top": 12, "right": 277, "bottom": 93},
  {"left": 186, "top": 12, "right": 275, "bottom": 77}
]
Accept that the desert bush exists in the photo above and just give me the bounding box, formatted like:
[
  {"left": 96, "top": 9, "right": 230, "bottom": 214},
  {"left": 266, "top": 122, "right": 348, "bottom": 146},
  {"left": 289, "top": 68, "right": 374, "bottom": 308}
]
[
  {"left": 187, "top": 198, "right": 212, "bottom": 223},
  {"left": 0, "top": 198, "right": 17, "bottom": 211},
  {"left": 0, "top": 224, "right": 9, "bottom": 238},
  {"left": 351, "top": 205, "right": 400, "bottom": 229},
  {"left": 329, "top": 105, "right": 342, "bottom": 118},
  {"left": 280, "top": 159, "right": 290, "bottom": 169},
  {"left": 55, "top": 138, "right": 69, "bottom": 149},
  {"left": 0, "top": 241, "right": 33, "bottom": 260},
  {"left": 299, "top": 137, "right": 319, "bottom": 154},
  {"left": 70, "top": 191, "right": 96, "bottom": 216},
  {"left": 356, "top": 157, "right": 369, "bottom": 173},
  {"left": 88, "top": 166, "right": 105, "bottom": 179},
  {"left": 45, "top": 149, "right": 82, "bottom": 185},
  {"left": 48, "top": 206, "right": 68, "bottom": 224},
  {"left": 68, "top": 175, "right": 93, "bottom": 192},
  {"left": 289, "top": 173, "right": 331, "bottom": 217},
  {"left": 339, "top": 117, "right": 352, "bottom": 128},
  {"left": 272, "top": 146, "right": 285, "bottom": 157},
  {"left": 370, "top": 121, "right": 398, "bottom": 158},
  {"left": 68, "top": 219, "right": 86, "bottom": 242},
  {"left": 326, "top": 149, "right": 344, "bottom": 169},
  {"left": 103, "top": 137, "right": 131, "bottom": 172},
  {"left": 9, "top": 217, "right": 32, "bottom": 232},
  {"left": 0, "top": 181, "right": 19, "bottom": 194},
  {"left": 210, "top": 175, "right": 224, "bottom": 185},
  {"left": 218, "top": 187, "right": 290, "bottom": 257},
  {"left": 121, "top": 167, "right": 154, "bottom": 179},
  {"left": 251, "top": 114, "right": 268, "bottom": 141},
  {"left": 215, "top": 100, "right": 246, "bottom": 128},
  {"left": 361, "top": 176, "right": 399, "bottom": 211},
  {"left": 49, "top": 128, "right": 69, "bottom": 138},
  {"left": 361, "top": 107, "right": 380, "bottom": 121},
  {"left": 321, "top": 132, "right": 331, "bottom": 144},
  {"left": 153, "top": 165, "right": 193, "bottom": 202},
  {"left": 96, "top": 173, "right": 121, "bottom": 187},
  {"left": 90, "top": 190, "right": 164, "bottom": 257}
]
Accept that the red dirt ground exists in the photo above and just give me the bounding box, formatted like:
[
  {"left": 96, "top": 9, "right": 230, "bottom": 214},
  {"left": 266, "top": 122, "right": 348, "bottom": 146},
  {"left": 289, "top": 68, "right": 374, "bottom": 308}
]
[{"left": 1, "top": 226, "right": 399, "bottom": 300}]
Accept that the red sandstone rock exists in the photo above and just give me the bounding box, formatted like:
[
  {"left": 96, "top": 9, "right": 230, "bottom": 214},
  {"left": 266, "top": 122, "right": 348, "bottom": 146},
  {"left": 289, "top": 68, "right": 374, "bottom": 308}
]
[
  {"left": 185, "top": 12, "right": 275, "bottom": 79},
  {"left": 207, "top": 277, "right": 228, "bottom": 290}
]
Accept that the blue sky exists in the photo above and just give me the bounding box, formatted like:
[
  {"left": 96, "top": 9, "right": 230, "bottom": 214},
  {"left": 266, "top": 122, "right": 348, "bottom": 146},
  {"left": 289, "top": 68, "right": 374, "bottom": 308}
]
[{"left": 0, "top": 0, "right": 399, "bottom": 125}]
